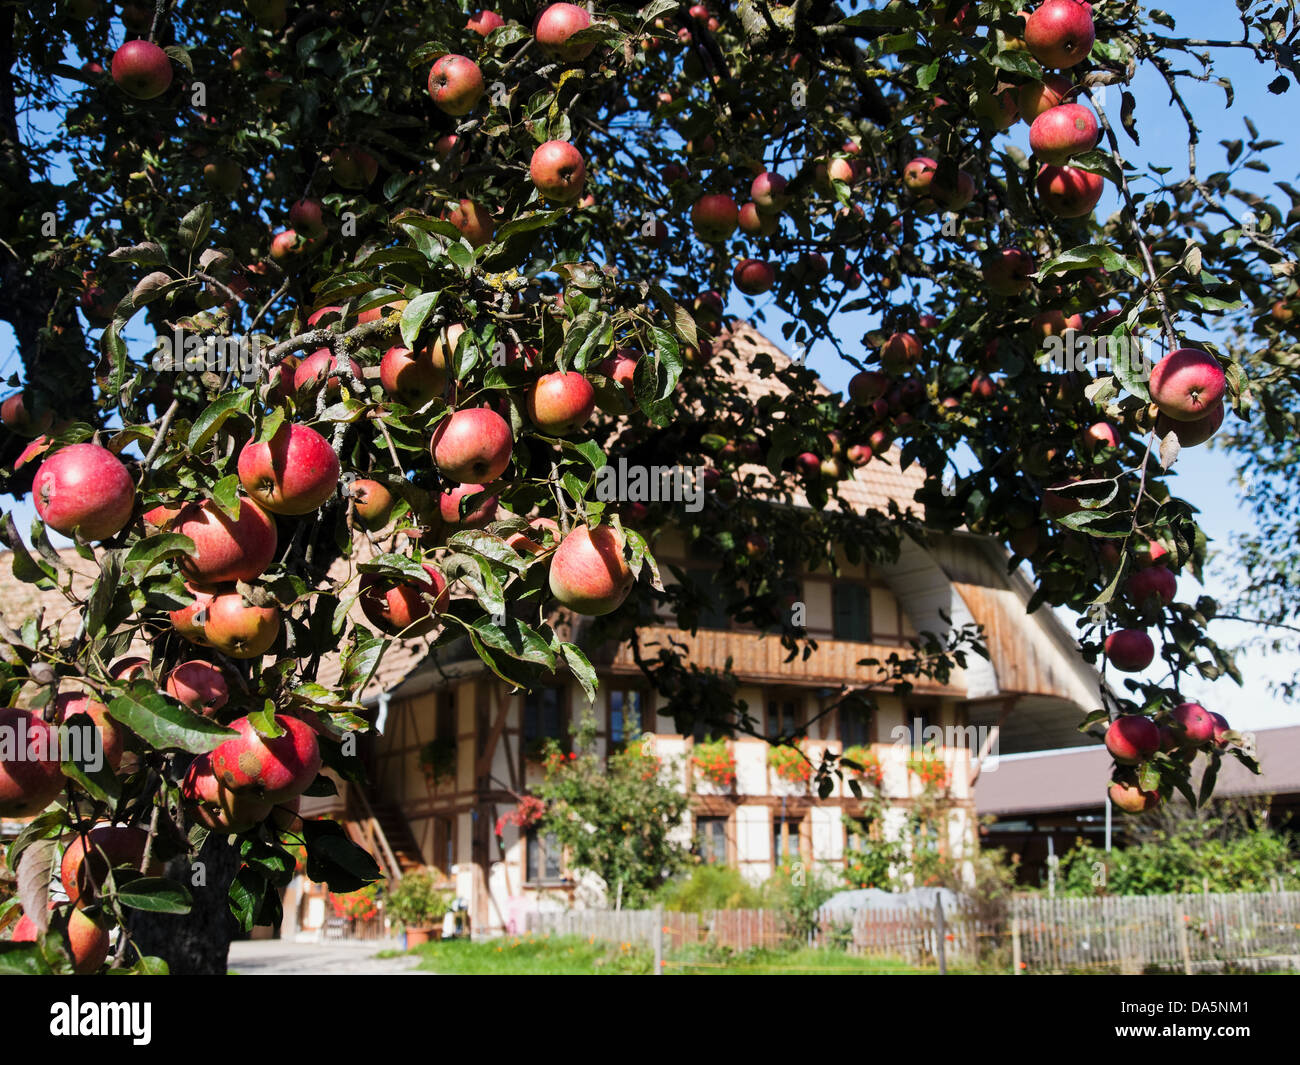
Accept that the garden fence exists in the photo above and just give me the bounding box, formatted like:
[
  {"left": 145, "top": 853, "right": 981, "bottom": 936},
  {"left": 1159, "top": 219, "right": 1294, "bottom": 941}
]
[{"left": 524, "top": 891, "right": 1300, "bottom": 973}]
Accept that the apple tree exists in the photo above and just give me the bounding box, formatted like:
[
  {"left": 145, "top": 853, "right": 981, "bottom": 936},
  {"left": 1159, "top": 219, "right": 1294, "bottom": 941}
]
[{"left": 0, "top": 0, "right": 1296, "bottom": 971}]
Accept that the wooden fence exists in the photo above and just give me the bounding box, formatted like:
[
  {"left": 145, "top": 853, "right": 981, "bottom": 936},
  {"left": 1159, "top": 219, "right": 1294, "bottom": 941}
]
[
  {"left": 1010, "top": 892, "right": 1300, "bottom": 974},
  {"left": 525, "top": 892, "right": 1300, "bottom": 973}
]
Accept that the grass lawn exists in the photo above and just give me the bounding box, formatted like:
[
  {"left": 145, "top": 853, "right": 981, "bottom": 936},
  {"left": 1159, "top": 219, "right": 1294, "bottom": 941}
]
[{"left": 411, "top": 933, "right": 974, "bottom": 975}]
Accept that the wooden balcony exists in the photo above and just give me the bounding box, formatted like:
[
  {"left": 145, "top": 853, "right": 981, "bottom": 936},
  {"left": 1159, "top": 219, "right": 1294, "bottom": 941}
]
[{"left": 605, "top": 624, "right": 966, "bottom": 694}]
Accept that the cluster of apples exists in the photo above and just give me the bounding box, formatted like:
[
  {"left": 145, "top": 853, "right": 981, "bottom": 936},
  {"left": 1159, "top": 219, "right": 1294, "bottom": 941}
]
[{"left": 1104, "top": 701, "right": 1233, "bottom": 813}]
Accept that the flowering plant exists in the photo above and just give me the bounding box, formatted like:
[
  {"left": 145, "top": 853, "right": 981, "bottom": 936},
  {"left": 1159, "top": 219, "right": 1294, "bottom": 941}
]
[
  {"left": 495, "top": 794, "right": 546, "bottom": 836},
  {"left": 418, "top": 737, "right": 456, "bottom": 786},
  {"left": 841, "top": 745, "right": 884, "bottom": 789},
  {"left": 614, "top": 738, "right": 661, "bottom": 782},
  {"left": 691, "top": 737, "right": 735, "bottom": 789},
  {"left": 330, "top": 882, "right": 381, "bottom": 921},
  {"left": 767, "top": 744, "right": 812, "bottom": 784},
  {"left": 907, "top": 745, "right": 949, "bottom": 790}
]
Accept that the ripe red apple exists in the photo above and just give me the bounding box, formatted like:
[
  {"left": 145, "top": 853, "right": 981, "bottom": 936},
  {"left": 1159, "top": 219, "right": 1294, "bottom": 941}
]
[
  {"left": 506, "top": 516, "right": 561, "bottom": 555},
  {"left": 439, "top": 483, "right": 498, "bottom": 528},
  {"left": 1104, "top": 628, "right": 1155, "bottom": 673},
  {"left": 738, "top": 202, "right": 778, "bottom": 236},
  {"left": 1, "top": 390, "right": 53, "bottom": 437},
  {"left": 692, "top": 194, "right": 739, "bottom": 243},
  {"left": 237, "top": 423, "right": 340, "bottom": 516},
  {"left": 751, "top": 171, "right": 788, "bottom": 212},
  {"left": 1036, "top": 164, "right": 1105, "bottom": 217},
  {"left": 1025, "top": 0, "right": 1096, "bottom": 69},
  {"left": 527, "top": 372, "right": 596, "bottom": 435},
  {"left": 734, "top": 258, "right": 775, "bottom": 296},
  {"left": 1126, "top": 565, "right": 1176, "bottom": 609},
  {"left": 1148, "top": 349, "right": 1226, "bottom": 421},
  {"left": 165, "top": 661, "right": 230, "bottom": 715},
  {"left": 970, "top": 374, "right": 998, "bottom": 399},
  {"left": 12, "top": 905, "right": 109, "bottom": 974},
  {"left": 329, "top": 145, "right": 378, "bottom": 189},
  {"left": 32, "top": 443, "right": 134, "bottom": 541},
  {"left": 211, "top": 714, "right": 322, "bottom": 802},
  {"left": 269, "top": 228, "right": 305, "bottom": 265},
  {"left": 530, "top": 140, "right": 587, "bottom": 203},
  {"left": 170, "top": 584, "right": 214, "bottom": 647},
  {"left": 53, "top": 693, "right": 124, "bottom": 773},
  {"left": 848, "top": 370, "right": 889, "bottom": 405},
  {"left": 932, "top": 169, "right": 976, "bottom": 210},
  {"left": 794, "top": 452, "right": 821, "bottom": 476},
  {"left": 1168, "top": 702, "right": 1215, "bottom": 747},
  {"left": 111, "top": 40, "right": 172, "bottom": 99},
  {"left": 549, "top": 525, "right": 634, "bottom": 615},
  {"left": 109, "top": 656, "right": 151, "bottom": 682},
  {"left": 902, "top": 156, "right": 937, "bottom": 195},
  {"left": 1109, "top": 780, "right": 1160, "bottom": 814},
  {"left": 61, "top": 825, "right": 160, "bottom": 907},
  {"left": 432, "top": 408, "right": 514, "bottom": 483},
  {"left": 1104, "top": 715, "right": 1160, "bottom": 765},
  {"left": 357, "top": 298, "right": 407, "bottom": 325},
  {"left": 446, "top": 198, "right": 495, "bottom": 247},
  {"left": 360, "top": 563, "right": 449, "bottom": 636},
  {"left": 289, "top": 197, "right": 326, "bottom": 239},
  {"left": 174, "top": 497, "right": 278, "bottom": 584},
  {"left": 380, "top": 344, "right": 447, "bottom": 407},
  {"left": 1155, "top": 403, "right": 1224, "bottom": 447},
  {"left": 974, "top": 88, "right": 1020, "bottom": 130},
  {"left": 347, "top": 478, "right": 395, "bottom": 528},
  {"left": 882, "top": 332, "right": 922, "bottom": 373},
  {"left": 535, "top": 3, "right": 595, "bottom": 62},
  {"left": 1209, "top": 712, "right": 1231, "bottom": 748},
  {"left": 467, "top": 9, "right": 505, "bottom": 34},
  {"left": 984, "top": 248, "right": 1035, "bottom": 296},
  {"left": 204, "top": 593, "right": 281, "bottom": 659},
  {"left": 182, "top": 753, "right": 273, "bottom": 833},
  {"left": 599, "top": 350, "right": 639, "bottom": 399},
  {"left": 428, "top": 54, "right": 485, "bottom": 116},
  {"left": 0, "top": 707, "right": 64, "bottom": 816},
  {"left": 1082, "top": 421, "right": 1118, "bottom": 452},
  {"left": 293, "top": 349, "right": 363, "bottom": 398},
  {"left": 1030, "top": 103, "right": 1099, "bottom": 164}
]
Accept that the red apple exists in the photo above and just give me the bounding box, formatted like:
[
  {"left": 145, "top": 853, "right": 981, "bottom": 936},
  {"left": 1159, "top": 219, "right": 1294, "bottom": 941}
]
[
  {"left": 428, "top": 54, "right": 485, "bottom": 116},
  {"left": 902, "top": 156, "right": 937, "bottom": 195},
  {"left": 527, "top": 372, "right": 596, "bottom": 435},
  {"left": 1148, "top": 349, "right": 1226, "bottom": 422},
  {"left": 380, "top": 344, "right": 447, "bottom": 407},
  {"left": 165, "top": 661, "right": 230, "bottom": 715},
  {"left": 203, "top": 593, "right": 281, "bottom": 659},
  {"left": 60, "top": 825, "right": 160, "bottom": 907},
  {"left": 692, "top": 193, "right": 739, "bottom": 242},
  {"left": 535, "top": 3, "right": 595, "bottom": 62},
  {"left": 733, "top": 258, "right": 775, "bottom": 296},
  {"left": 289, "top": 198, "right": 326, "bottom": 239},
  {"left": 0, "top": 707, "right": 64, "bottom": 817},
  {"left": 237, "top": 423, "right": 340, "bottom": 515},
  {"left": 1020, "top": 75, "right": 1075, "bottom": 122},
  {"left": 1109, "top": 780, "right": 1160, "bottom": 814},
  {"left": 1209, "top": 712, "right": 1231, "bottom": 748},
  {"left": 1030, "top": 103, "right": 1100, "bottom": 165},
  {"left": 1025, "top": 0, "right": 1096, "bottom": 69},
  {"left": 32, "top": 443, "right": 134, "bottom": 541},
  {"left": 1104, "top": 715, "right": 1160, "bottom": 765},
  {"left": 1030, "top": 309, "right": 1084, "bottom": 337},
  {"left": 347, "top": 478, "right": 395, "bottom": 528},
  {"left": 881, "top": 332, "right": 922, "bottom": 373},
  {"left": 467, "top": 9, "right": 505, "bottom": 34},
  {"left": 506, "top": 516, "right": 561, "bottom": 555},
  {"left": 530, "top": 140, "right": 587, "bottom": 203},
  {"left": 932, "top": 169, "right": 976, "bottom": 210},
  {"left": 431, "top": 407, "right": 514, "bottom": 483},
  {"left": 1155, "top": 403, "right": 1224, "bottom": 447},
  {"left": 360, "top": 563, "right": 449, "bottom": 636},
  {"left": 549, "top": 525, "right": 634, "bottom": 615},
  {"left": 1104, "top": 628, "right": 1155, "bottom": 673},
  {"left": 439, "top": 483, "right": 498, "bottom": 528},
  {"left": 1037, "top": 164, "right": 1105, "bottom": 217},
  {"left": 848, "top": 370, "right": 889, "bottom": 404},
  {"left": 12, "top": 905, "right": 109, "bottom": 974},
  {"left": 329, "top": 145, "right": 378, "bottom": 189},
  {"left": 1126, "top": 565, "right": 1176, "bottom": 609},
  {"left": 174, "top": 497, "right": 278, "bottom": 584},
  {"left": 1082, "top": 421, "right": 1118, "bottom": 451},
  {"left": 751, "top": 171, "right": 788, "bottom": 212},
  {"left": 211, "top": 714, "right": 321, "bottom": 802},
  {"left": 170, "top": 584, "right": 214, "bottom": 647},
  {"left": 53, "top": 693, "right": 124, "bottom": 774},
  {"left": 111, "top": 40, "right": 172, "bottom": 100},
  {"left": 182, "top": 754, "right": 274, "bottom": 833},
  {"left": 738, "top": 202, "right": 778, "bottom": 236},
  {"left": 984, "top": 248, "right": 1035, "bottom": 296},
  {"left": 1168, "top": 702, "right": 1215, "bottom": 747},
  {"left": 293, "top": 349, "right": 363, "bottom": 398},
  {"left": 445, "top": 199, "right": 494, "bottom": 247}
]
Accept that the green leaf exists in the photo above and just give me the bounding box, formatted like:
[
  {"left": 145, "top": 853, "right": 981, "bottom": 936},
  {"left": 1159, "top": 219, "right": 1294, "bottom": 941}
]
[
  {"left": 560, "top": 642, "right": 597, "bottom": 704},
  {"left": 117, "top": 878, "right": 193, "bottom": 914},
  {"left": 178, "top": 202, "right": 214, "bottom": 255},
  {"left": 125, "top": 533, "right": 197, "bottom": 576},
  {"left": 302, "top": 819, "right": 382, "bottom": 892},
  {"left": 399, "top": 291, "right": 439, "bottom": 348},
  {"left": 187, "top": 389, "right": 251, "bottom": 452},
  {"left": 211, "top": 474, "right": 242, "bottom": 521},
  {"left": 0, "top": 513, "right": 55, "bottom": 586},
  {"left": 107, "top": 683, "right": 238, "bottom": 753},
  {"left": 357, "top": 553, "right": 434, "bottom": 583}
]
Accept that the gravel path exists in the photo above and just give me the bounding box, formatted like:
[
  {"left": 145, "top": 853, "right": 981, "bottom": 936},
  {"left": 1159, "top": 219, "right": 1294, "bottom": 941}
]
[{"left": 227, "top": 938, "right": 430, "bottom": 975}]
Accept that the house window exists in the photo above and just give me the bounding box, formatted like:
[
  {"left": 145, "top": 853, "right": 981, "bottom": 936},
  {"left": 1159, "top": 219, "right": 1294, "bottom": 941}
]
[
  {"left": 840, "top": 703, "right": 872, "bottom": 747},
  {"left": 525, "top": 829, "right": 563, "bottom": 882},
  {"left": 773, "top": 817, "right": 802, "bottom": 863},
  {"left": 767, "top": 699, "right": 801, "bottom": 741},
  {"left": 609, "top": 689, "right": 647, "bottom": 748},
  {"left": 832, "top": 583, "right": 872, "bottom": 641},
  {"left": 695, "top": 816, "right": 728, "bottom": 864},
  {"left": 523, "top": 686, "right": 566, "bottom": 745}
]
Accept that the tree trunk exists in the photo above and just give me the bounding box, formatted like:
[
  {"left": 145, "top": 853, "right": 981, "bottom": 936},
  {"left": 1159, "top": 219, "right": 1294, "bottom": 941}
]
[{"left": 126, "top": 832, "right": 239, "bottom": 975}]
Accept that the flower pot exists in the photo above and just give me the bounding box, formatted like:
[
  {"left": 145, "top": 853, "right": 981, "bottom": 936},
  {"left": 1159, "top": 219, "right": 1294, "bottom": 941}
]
[{"left": 404, "top": 925, "right": 441, "bottom": 946}]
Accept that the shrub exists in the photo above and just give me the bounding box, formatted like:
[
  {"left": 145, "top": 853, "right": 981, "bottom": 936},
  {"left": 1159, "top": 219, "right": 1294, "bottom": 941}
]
[
  {"left": 385, "top": 869, "right": 452, "bottom": 929},
  {"left": 658, "top": 864, "right": 763, "bottom": 912}
]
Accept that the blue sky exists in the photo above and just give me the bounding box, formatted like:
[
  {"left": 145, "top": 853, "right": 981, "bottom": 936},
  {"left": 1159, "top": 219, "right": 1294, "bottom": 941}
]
[{"left": 1, "top": 2, "right": 1296, "bottom": 735}]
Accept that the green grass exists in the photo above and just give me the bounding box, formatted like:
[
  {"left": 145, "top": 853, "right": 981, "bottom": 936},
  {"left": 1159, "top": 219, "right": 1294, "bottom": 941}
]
[{"left": 411, "top": 933, "right": 973, "bottom": 975}]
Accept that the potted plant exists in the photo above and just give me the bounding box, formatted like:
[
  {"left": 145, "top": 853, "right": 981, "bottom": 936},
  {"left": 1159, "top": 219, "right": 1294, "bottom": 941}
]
[
  {"left": 418, "top": 736, "right": 457, "bottom": 788},
  {"left": 841, "top": 744, "right": 884, "bottom": 790},
  {"left": 767, "top": 744, "right": 812, "bottom": 785},
  {"left": 385, "top": 869, "right": 452, "bottom": 947},
  {"left": 691, "top": 737, "right": 736, "bottom": 792}
]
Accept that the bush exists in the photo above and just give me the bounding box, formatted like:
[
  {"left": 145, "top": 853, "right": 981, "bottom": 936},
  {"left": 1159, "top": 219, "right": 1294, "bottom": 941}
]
[
  {"left": 384, "top": 870, "right": 452, "bottom": 929},
  {"left": 657, "top": 864, "right": 763, "bottom": 912}
]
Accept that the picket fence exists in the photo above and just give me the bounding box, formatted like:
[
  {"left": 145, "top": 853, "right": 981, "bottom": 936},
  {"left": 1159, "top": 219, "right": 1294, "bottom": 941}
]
[{"left": 525, "top": 891, "right": 1300, "bottom": 973}]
